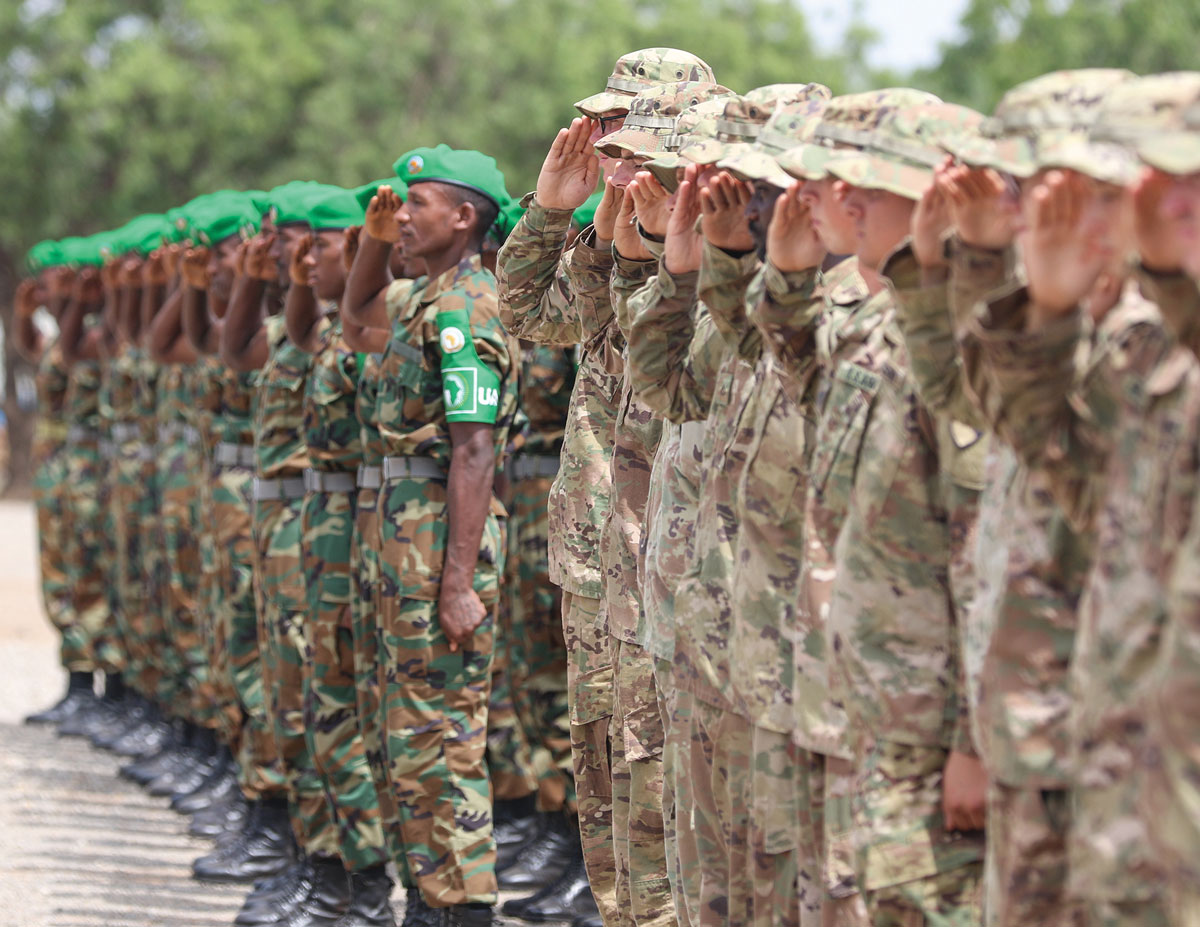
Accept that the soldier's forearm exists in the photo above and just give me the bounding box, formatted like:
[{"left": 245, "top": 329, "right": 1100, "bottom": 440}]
[
  {"left": 342, "top": 236, "right": 394, "bottom": 331},
  {"left": 442, "top": 423, "right": 496, "bottom": 593}
]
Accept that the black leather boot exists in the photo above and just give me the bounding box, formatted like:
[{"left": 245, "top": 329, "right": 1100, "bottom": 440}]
[
  {"left": 93, "top": 689, "right": 148, "bottom": 750},
  {"left": 496, "top": 810, "right": 573, "bottom": 890},
  {"left": 84, "top": 674, "right": 132, "bottom": 746},
  {"left": 172, "top": 744, "right": 237, "bottom": 812},
  {"left": 192, "top": 796, "right": 294, "bottom": 882},
  {"left": 190, "top": 787, "right": 248, "bottom": 838},
  {"left": 110, "top": 700, "right": 170, "bottom": 757},
  {"left": 442, "top": 904, "right": 492, "bottom": 927},
  {"left": 503, "top": 850, "right": 598, "bottom": 922},
  {"left": 570, "top": 916, "right": 604, "bottom": 927},
  {"left": 149, "top": 725, "right": 218, "bottom": 797},
  {"left": 120, "top": 718, "right": 186, "bottom": 782},
  {"left": 235, "top": 855, "right": 314, "bottom": 926},
  {"left": 399, "top": 889, "right": 441, "bottom": 927},
  {"left": 331, "top": 864, "right": 395, "bottom": 927},
  {"left": 56, "top": 679, "right": 105, "bottom": 737},
  {"left": 281, "top": 856, "right": 351, "bottom": 927},
  {"left": 493, "top": 795, "right": 541, "bottom": 871},
  {"left": 25, "top": 671, "right": 93, "bottom": 725}
]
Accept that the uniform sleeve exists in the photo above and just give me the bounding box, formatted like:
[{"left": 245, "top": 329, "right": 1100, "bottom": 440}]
[
  {"left": 436, "top": 288, "right": 512, "bottom": 425},
  {"left": 1136, "top": 263, "right": 1200, "bottom": 360},
  {"left": 748, "top": 260, "right": 823, "bottom": 386},
  {"left": 698, "top": 242, "right": 760, "bottom": 357},
  {"left": 626, "top": 264, "right": 725, "bottom": 423},
  {"left": 496, "top": 193, "right": 583, "bottom": 346},
  {"left": 610, "top": 251, "right": 656, "bottom": 340}
]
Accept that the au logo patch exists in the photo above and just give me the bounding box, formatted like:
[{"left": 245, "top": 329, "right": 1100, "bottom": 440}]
[
  {"left": 440, "top": 326, "right": 466, "bottom": 354},
  {"left": 407, "top": 155, "right": 425, "bottom": 175},
  {"left": 444, "top": 371, "right": 470, "bottom": 410}
]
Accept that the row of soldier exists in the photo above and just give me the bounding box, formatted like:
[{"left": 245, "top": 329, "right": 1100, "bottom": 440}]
[{"left": 15, "top": 44, "right": 1200, "bottom": 927}]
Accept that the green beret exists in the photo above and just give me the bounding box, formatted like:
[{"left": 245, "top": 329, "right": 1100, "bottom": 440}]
[
  {"left": 27, "top": 239, "right": 64, "bottom": 273},
  {"left": 58, "top": 234, "right": 107, "bottom": 267},
  {"left": 572, "top": 190, "right": 605, "bottom": 230},
  {"left": 244, "top": 189, "right": 273, "bottom": 217},
  {"left": 268, "top": 181, "right": 342, "bottom": 226},
  {"left": 491, "top": 199, "right": 527, "bottom": 242},
  {"left": 190, "top": 191, "right": 262, "bottom": 247},
  {"left": 307, "top": 187, "right": 366, "bottom": 231},
  {"left": 105, "top": 213, "right": 173, "bottom": 259},
  {"left": 393, "top": 145, "right": 509, "bottom": 209},
  {"left": 354, "top": 178, "right": 407, "bottom": 212}
]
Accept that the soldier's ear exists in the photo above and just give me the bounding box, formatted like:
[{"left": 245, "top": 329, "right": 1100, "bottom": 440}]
[{"left": 451, "top": 200, "right": 477, "bottom": 234}]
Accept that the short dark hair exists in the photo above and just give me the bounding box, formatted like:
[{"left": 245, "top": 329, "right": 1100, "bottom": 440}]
[{"left": 441, "top": 184, "right": 499, "bottom": 248}]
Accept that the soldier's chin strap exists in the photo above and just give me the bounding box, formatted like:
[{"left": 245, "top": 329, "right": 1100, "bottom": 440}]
[{"left": 436, "top": 308, "right": 501, "bottom": 424}]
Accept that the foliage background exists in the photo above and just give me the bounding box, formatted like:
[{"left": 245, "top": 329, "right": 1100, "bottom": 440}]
[{"left": 2, "top": 0, "right": 1198, "bottom": 488}]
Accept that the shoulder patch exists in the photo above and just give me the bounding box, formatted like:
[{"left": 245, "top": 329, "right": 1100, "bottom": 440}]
[
  {"left": 436, "top": 307, "right": 502, "bottom": 424},
  {"left": 440, "top": 325, "right": 467, "bottom": 355}
]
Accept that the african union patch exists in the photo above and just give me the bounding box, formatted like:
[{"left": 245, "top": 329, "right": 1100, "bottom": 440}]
[
  {"left": 443, "top": 368, "right": 476, "bottom": 413},
  {"left": 439, "top": 326, "right": 466, "bottom": 354},
  {"left": 407, "top": 155, "right": 424, "bottom": 175}
]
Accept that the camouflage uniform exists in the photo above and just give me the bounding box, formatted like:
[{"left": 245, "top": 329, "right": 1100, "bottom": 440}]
[
  {"left": 62, "top": 341, "right": 120, "bottom": 674},
  {"left": 969, "top": 277, "right": 1189, "bottom": 927},
  {"left": 252, "top": 312, "right": 337, "bottom": 856},
  {"left": 300, "top": 312, "right": 388, "bottom": 871},
  {"left": 497, "top": 49, "right": 717, "bottom": 927},
  {"left": 351, "top": 280, "right": 413, "bottom": 863},
  {"left": 32, "top": 336, "right": 75, "bottom": 668},
  {"left": 373, "top": 254, "right": 517, "bottom": 907},
  {"left": 505, "top": 343, "right": 576, "bottom": 812},
  {"left": 211, "top": 358, "right": 284, "bottom": 799},
  {"left": 762, "top": 99, "right": 994, "bottom": 926},
  {"left": 156, "top": 361, "right": 211, "bottom": 728},
  {"left": 97, "top": 349, "right": 133, "bottom": 683},
  {"left": 498, "top": 193, "right": 622, "bottom": 926}
]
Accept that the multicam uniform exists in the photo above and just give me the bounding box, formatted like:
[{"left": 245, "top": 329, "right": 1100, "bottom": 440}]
[
  {"left": 373, "top": 254, "right": 517, "bottom": 907},
  {"left": 299, "top": 311, "right": 388, "bottom": 871},
  {"left": 252, "top": 312, "right": 337, "bottom": 856},
  {"left": 498, "top": 200, "right": 623, "bottom": 925}
]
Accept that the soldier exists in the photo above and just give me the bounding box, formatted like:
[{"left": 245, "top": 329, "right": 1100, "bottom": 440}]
[
  {"left": 884, "top": 69, "right": 1135, "bottom": 927},
  {"left": 758, "top": 95, "right": 990, "bottom": 925},
  {"left": 962, "top": 74, "right": 1200, "bottom": 927},
  {"left": 16, "top": 244, "right": 95, "bottom": 726},
  {"left": 284, "top": 185, "right": 395, "bottom": 927},
  {"left": 496, "top": 49, "right": 716, "bottom": 927}
]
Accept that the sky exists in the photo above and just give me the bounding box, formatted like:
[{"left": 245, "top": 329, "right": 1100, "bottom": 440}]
[{"left": 804, "top": 0, "right": 972, "bottom": 72}]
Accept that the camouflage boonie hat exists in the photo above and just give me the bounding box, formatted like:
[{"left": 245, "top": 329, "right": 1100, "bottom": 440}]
[
  {"left": 774, "top": 88, "right": 942, "bottom": 183},
  {"left": 595, "top": 81, "right": 736, "bottom": 159},
  {"left": 944, "top": 69, "right": 1134, "bottom": 177},
  {"left": 1087, "top": 72, "right": 1200, "bottom": 175},
  {"left": 718, "top": 96, "right": 832, "bottom": 187},
  {"left": 643, "top": 98, "right": 734, "bottom": 191},
  {"left": 677, "top": 84, "right": 832, "bottom": 169},
  {"left": 575, "top": 48, "right": 716, "bottom": 118},
  {"left": 825, "top": 102, "right": 985, "bottom": 200}
]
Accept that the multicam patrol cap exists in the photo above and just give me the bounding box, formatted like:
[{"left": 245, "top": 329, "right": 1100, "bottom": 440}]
[
  {"left": 944, "top": 69, "right": 1134, "bottom": 177},
  {"left": 677, "top": 84, "right": 832, "bottom": 169},
  {"left": 595, "top": 81, "right": 736, "bottom": 159},
  {"left": 1088, "top": 72, "right": 1200, "bottom": 175},
  {"left": 575, "top": 48, "right": 717, "bottom": 118},
  {"left": 774, "top": 88, "right": 942, "bottom": 184},
  {"left": 825, "top": 102, "right": 986, "bottom": 200}
]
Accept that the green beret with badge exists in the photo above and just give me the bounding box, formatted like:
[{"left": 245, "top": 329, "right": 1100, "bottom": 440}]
[
  {"left": 190, "top": 191, "right": 262, "bottom": 246},
  {"left": 392, "top": 144, "right": 509, "bottom": 209},
  {"left": 307, "top": 186, "right": 367, "bottom": 231}
]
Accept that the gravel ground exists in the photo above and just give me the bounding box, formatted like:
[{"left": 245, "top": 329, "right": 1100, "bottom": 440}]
[{"left": 0, "top": 500, "right": 562, "bottom": 927}]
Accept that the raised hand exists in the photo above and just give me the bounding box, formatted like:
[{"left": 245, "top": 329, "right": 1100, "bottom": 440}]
[
  {"left": 912, "top": 160, "right": 954, "bottom": 268},
  {"left": 1131, "top": 167, "right": 1184, "bottom": 273},
  {"left": 1022, "top": 170, "right": 1106, "bottom": 319},
  {"left": 48, "top": 266, "right": 76, "bottom": 299},
  {"left": 181, "top": 246, "right": 212, "bottom": 290},
  {"left": 14, "top": 279, "right": 39, "bottom": 318},
  {"left": 119, "top": 257, "right": 144, "bottom": 287},
  {"left": 365, "top": 185, "right": 404, "bottom": 242},
  {"left": 289, "top": 232, "right": 315, "bottom": 287},
  {"left": 664, "top": 169, "right": 704, "bottom": 275},
  {"left": 941, "top": 164, "right": 1016, "bottom": 251},
  {"left": 99, "top": 258, "right": 121, "bottom": 292},
  {"left": 700, "top": 171, "right": 754, "bottom": 252},
  {"left": 75, "top": 267, "right": 103, "bottom": 303},
  {"left": 245, "top": 233, "right": 278, "bottom": 282},
  {"left": 628, "top": 170, "right": 673, "bottom": 239},
  {"left": 613, "top": 183, "right": 652, "bottom": 261},
  {"left": 592, "top": 179, "right": 621, "bottom": 244},
  {"left": 342, "top": 225, "right": 362, "bottom": 274},
  {"left": 536, "top": 117, "right": 602, "bottom": 210},
  {"left": 766, "top": 182, "right": 824, "bottom": 273},
  {"left": 142, "top": 249, "right": 169, "bottom": 287}
]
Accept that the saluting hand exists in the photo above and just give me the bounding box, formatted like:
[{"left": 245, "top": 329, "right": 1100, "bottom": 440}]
[
  {"left": 14, "top": 279, "right": 39, "bottom": 319},
  {"left": 700, "top": 171, "right": 754, "bottom": 253},
  {"left": 365, "top": 186, "right": 404, "bottom": 243},
  {"left": 1131, "top": 167, "right": 1184, "bottom": 274},
  {"left": 342, "top": 225, "right": 362, "bottom": 274},
  {"left": 142, "top": 249, "right": 169, "bottom": 287},
  {"left": 1023, "top": 170, "right": 1108, "bottom": 322},
  {"left": 628, "top": 170, "right": 672, "bottom": 239},
  {"left": 941, "top": 164, "right": 1016, "bottom": 251},
  {"left": 289, "top": 233, "right": 315, "bottom": 287},
  {"left": 766, "top": 183, "right": 824, "bottom": 273},
  {"left": 911, "top": 159, "right": 955, "bottom": 269},
  {"left": 181, "top": 246, "right": 212, "bottom": 290},
  {"left": 537, "top": 117, "right": 602, "bottom": 210},
  {"left": 664, "top": 169, "right": 703, "bottom": 275},
  {"left": 591, "top": 179, "right": 621, "bottom": 245},
  {"left": 613, "top": 183, "right": 652, "bottom": 261}
]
